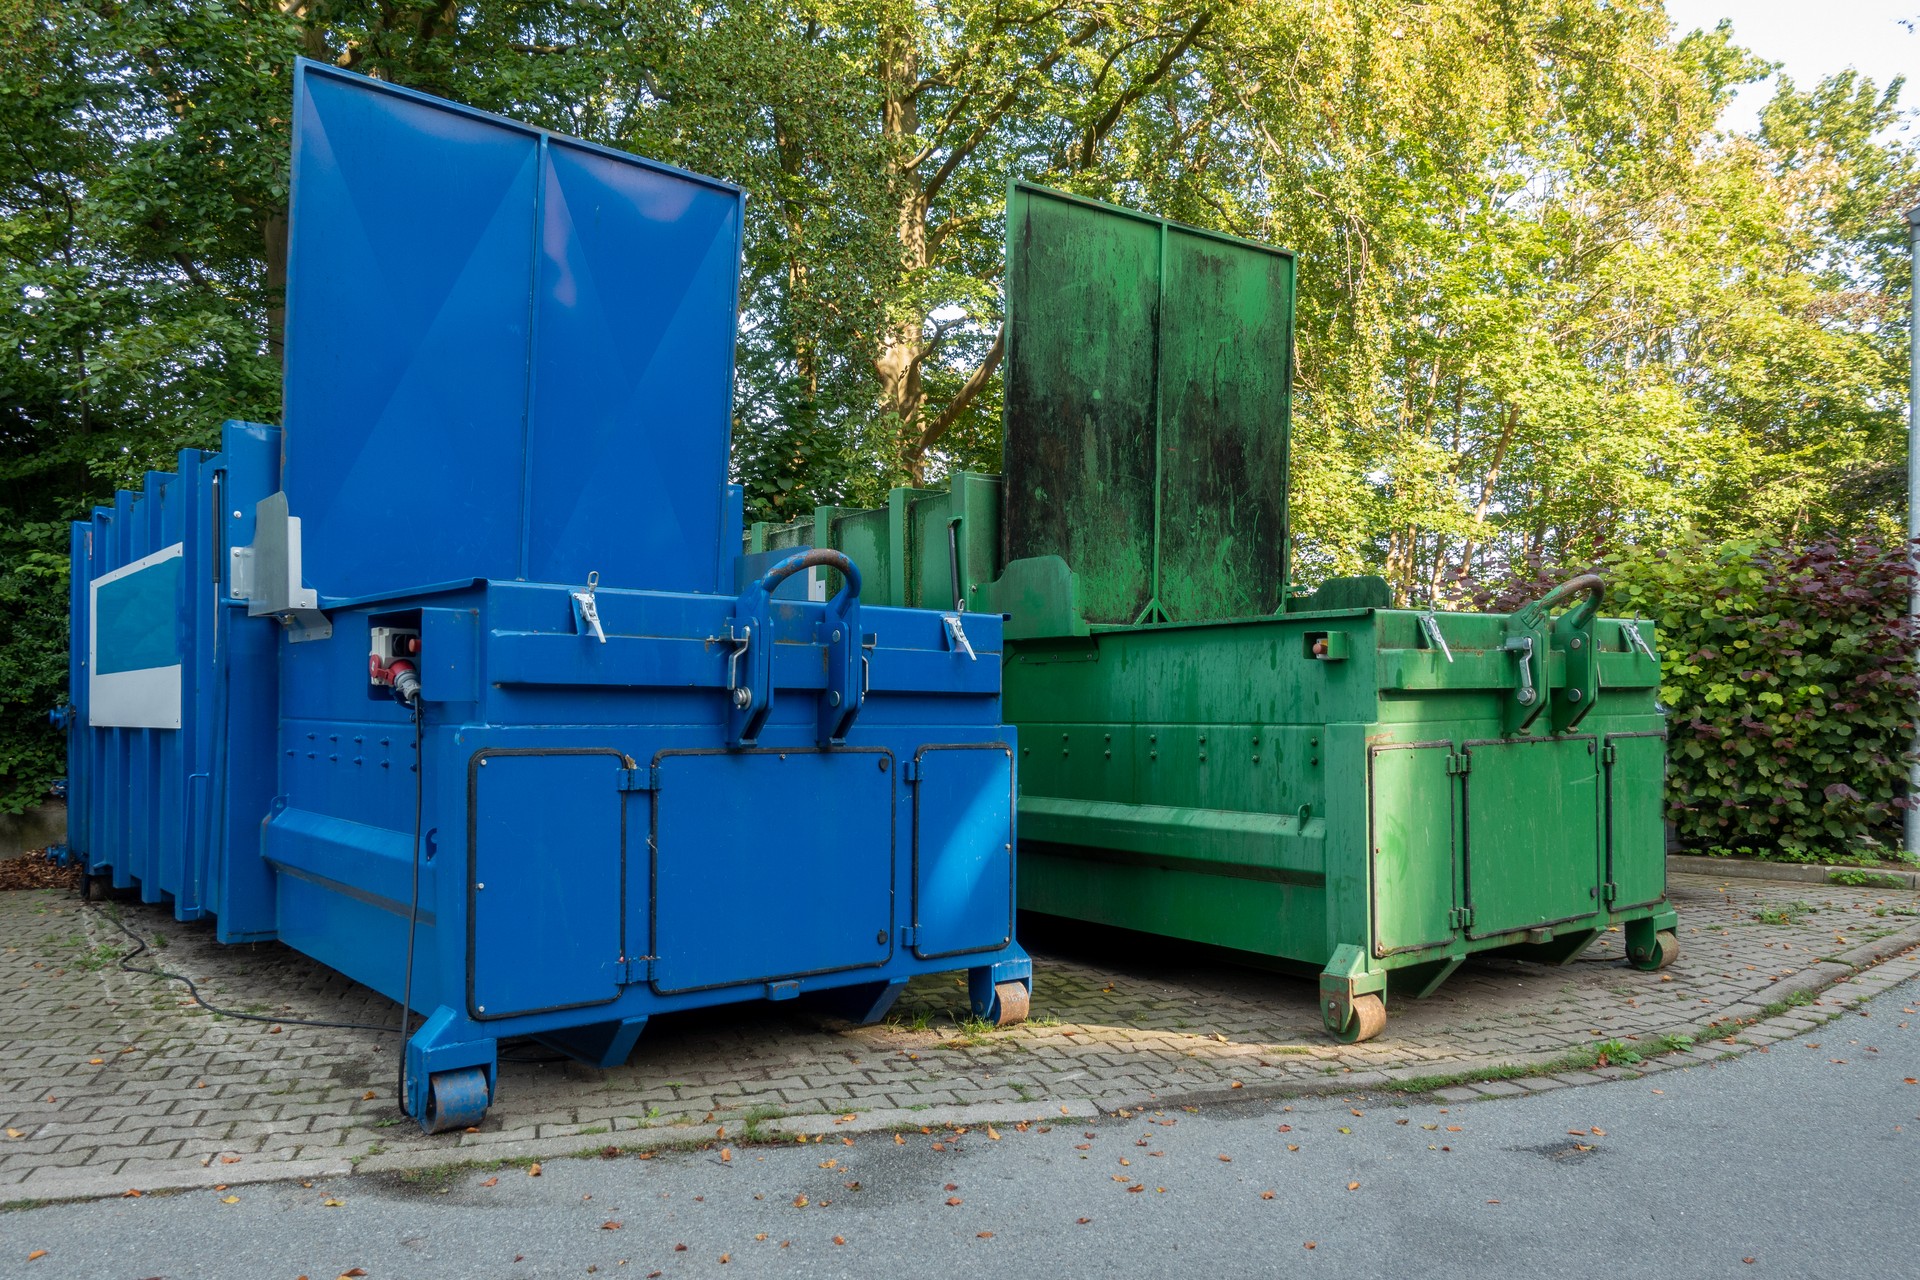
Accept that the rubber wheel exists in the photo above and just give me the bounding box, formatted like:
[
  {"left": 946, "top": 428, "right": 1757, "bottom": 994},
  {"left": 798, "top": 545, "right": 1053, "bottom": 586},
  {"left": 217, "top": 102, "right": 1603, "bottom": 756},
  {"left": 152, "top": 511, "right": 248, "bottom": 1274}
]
[
  {"left": 991, "top": 980, "right": 1031, "bottom": 1027},
  {"left": 422, "top": 1067, "right": 490, "bottom": 1135},
  {"left": 1330, "top": 993, "right": 1386, "bottom": 1045},
  {"left": 1629, "top": 928, "right": 1680, "bottom": 972}
]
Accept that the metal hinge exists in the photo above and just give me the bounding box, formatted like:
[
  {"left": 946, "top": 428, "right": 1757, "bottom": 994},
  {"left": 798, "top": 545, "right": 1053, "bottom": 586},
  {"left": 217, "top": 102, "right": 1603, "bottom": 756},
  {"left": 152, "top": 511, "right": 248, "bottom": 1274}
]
[
  {"left": 1449, "top": 906, "right": 1473, "bottom": 929},
  {"left": 1446, "top": 751, "right": 1471, "bottom": 776},
  {"left": 1602, "top": 743, "right": 1616, "bottom": 765},
  {"left": 900, "top": 925, "right": 918, "bottom": 948},
  {"left": 616, "top": 766, "right": 656, "bottom": 793},
  {"left": 1603, "top": 881, "right": 1618, "bottom": 904},
  {"left": 902, "top": 759, "right": 921, "bottom": 783}
]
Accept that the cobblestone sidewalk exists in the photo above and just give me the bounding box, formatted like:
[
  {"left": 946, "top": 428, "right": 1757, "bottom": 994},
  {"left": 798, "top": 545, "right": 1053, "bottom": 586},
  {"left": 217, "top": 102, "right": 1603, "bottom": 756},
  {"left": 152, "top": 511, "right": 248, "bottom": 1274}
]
[{"left": 4, "top": 871, "right": 1917, "bottom": 1200}]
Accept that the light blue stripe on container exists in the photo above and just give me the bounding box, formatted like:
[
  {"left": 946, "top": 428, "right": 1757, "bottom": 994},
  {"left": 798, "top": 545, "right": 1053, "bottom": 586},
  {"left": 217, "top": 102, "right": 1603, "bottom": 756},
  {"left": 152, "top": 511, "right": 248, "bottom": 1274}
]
[{"left": 95, "top": 556, "right": 182, "bottom": 674}]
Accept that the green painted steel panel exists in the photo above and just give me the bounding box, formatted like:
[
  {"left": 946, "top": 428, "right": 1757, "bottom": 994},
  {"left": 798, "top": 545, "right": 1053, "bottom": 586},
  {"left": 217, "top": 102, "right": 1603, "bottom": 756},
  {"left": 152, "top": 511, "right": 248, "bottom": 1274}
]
[
  {"left": 1003, "top": 183, "right": 1294, "bottom": 625},
  {"left": 1367, "top": 743, "right": 1457, "bottom": 955},
  {"left": 1156, "top": 228, "right": 1293, "bottom": 620},
  {"left": 1605, "top": 733, "right": 1668, "bottom": 910},
  {"left": 1003, "top": 186, "right": 1160, "bottom": 623},
  {"left": 1463, "top": 736, "right": 1602, "bottom": 937}
]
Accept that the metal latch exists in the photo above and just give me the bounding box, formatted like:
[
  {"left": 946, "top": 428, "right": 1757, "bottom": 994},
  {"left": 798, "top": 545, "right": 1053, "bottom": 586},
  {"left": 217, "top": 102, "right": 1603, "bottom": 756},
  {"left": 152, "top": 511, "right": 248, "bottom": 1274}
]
[
  {"left": 722, "top": 621, "right": 752, "bottom": 709},
  {"left": 571, "top": 570, "right": 606, "bottom": 643},
  {"left": 1419, "top": 610, "right": 1454, "bottom": 663},
  {"left": 943, "top": 613, "right": 976, "bottom": 660},
  {"left": 1621, "top": 620, "right": 1656, "bottom": 660},
  {"left": 1503, "top": 635, "right": 1536, "bottom": 705}
]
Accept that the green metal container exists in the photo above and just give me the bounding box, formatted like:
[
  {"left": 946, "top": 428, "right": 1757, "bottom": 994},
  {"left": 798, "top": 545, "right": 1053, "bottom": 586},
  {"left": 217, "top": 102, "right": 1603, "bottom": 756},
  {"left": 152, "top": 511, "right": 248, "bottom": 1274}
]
[{"left": 749, "top": 183, "right": 1679, "bottom": 1041}]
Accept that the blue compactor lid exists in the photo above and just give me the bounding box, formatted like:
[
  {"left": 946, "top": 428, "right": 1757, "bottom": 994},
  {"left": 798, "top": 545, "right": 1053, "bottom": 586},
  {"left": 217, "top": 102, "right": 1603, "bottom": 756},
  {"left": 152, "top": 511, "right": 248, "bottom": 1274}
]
[{"left": 281, "top": 60, "right": 745, "bottom": 603}]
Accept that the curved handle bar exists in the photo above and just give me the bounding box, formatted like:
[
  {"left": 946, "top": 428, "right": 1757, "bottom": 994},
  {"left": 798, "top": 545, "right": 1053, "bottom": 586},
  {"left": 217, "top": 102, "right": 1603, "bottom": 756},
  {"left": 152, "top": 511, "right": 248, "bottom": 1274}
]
[
  {"left": 757, "top": 548, "right": 862, "bottom": 607},
  {"left": 1516, "top": 572, "right": 1603, "bottom": 630}
]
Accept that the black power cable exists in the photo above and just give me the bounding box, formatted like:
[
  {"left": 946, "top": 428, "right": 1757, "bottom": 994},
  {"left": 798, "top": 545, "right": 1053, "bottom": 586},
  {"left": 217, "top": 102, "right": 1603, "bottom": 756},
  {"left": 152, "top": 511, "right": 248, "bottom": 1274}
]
[
  {"left": 87, "top": 900, "right": 398, "bottom": 1035},
  {"left": 397, "top": 696, "right": 426, "bottom": 1116}
]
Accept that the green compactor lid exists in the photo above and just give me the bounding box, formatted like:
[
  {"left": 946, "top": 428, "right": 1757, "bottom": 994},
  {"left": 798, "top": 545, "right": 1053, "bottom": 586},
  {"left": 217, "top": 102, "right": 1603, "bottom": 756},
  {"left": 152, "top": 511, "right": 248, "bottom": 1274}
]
[{"left": 1002, "top": 182, "right": 1297, "bottom": 626}]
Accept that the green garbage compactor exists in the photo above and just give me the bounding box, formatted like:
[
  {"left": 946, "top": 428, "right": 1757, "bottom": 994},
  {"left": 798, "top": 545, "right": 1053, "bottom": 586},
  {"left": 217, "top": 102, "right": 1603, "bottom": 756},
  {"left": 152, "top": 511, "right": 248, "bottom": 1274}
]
[{"left": 747, "top": 181, "right": 1680, "bottom": 1042}]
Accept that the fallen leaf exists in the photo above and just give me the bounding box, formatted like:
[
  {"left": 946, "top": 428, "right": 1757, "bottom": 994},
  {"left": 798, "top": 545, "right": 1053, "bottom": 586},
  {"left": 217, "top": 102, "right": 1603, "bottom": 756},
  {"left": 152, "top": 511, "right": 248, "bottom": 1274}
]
[
  {"left": 323, "top": 1198, "right": 345, "bottom": 1208},
  {"left": 221, "top": 1156, "right": 241, "bottom": 1165},
  {"left": 1126, "top": 1184, "right": 1144, "bottom": 1193},
  {"left": 674, "top": 1244, "right": 688, "bottom": 1252},
  {"left": 363, "top": 1091, "right": 377, "bottom": 1101},
  {"left": 1305, "top": 1242, "right": 1317, "bottom": 1250},
  {"left": 1276, "top": 1124, "right": 1292, "bottom": 1133},
  {"left": 1211, "top": 1033, "right": 1228, "bottom": 1043},
  {"left": 819, "top": 1159, "right": 838, "bottom": 1169},
  {"left": 1590, "top": 1127, "right": 1606, "bottom": 1136},
  {"left": 27, "top": 1251, "right": 47, "bottom": 1262},
  {"left": 987, "top": 1126, "right": 1000, "bottom": 1140},
  {"left": 1118, "top": 1158, "right": 1131, "bottom": 1166},
  {"left": 718, "top": 1255, "right": 729, "bottom": 1265},
  {"left": 1744, "top": 1259, "right": 1756, "bottom": 1266},
  {"left": 5, "top": 1129, "right": 21, "bottom": 1139},
  {"left": 601, "top": 1221, "right": 623, "bottom": 1231},
  {"left": 88, "top": 1058, "right": 103, "bottom": 1065},
  {"left": 1488, "top": 1199, "right": 1501, "bottom": 1205},
  {"left": 221, "top": 1195, "right": 240, "bottom": 1204},
  {"left": 1260, "top": 1191, "right": 1276, "bottom": 1200},
  {"left": 122, "top": 1189, "right": 142, "bottom": 1198},
  {"left": 977, "top": 1231, "right": 994, "bottom": 1239},
  {"left": 1338, "top": 1127, "right": 1351, "bottom": 1134},
  {"left": 721, "top": 1148, "right": 733, "bottom": 1162},
  {"left": 528, "top": 1163, "right": 542, "bottom": 1177},
  {"left": 1231, "top": 1081, "right": 1243, "bottom": 1089},
  {"left": 1422, "top": 1124, "right": 1438, "bottom": 1131},
  {"left": 339, "top": 1271, "right": 367, "bottom": 1279},
  {"left": 793, "top": 1196, "right": 809, "bottom": 1208},
  {"left": 1077, "top": 1218, "right": 1091, "bottom": 1225},
  {"left": 832, "top": 1237, "right": 846, "bottom": 1246},
  {"left": 480, "top": 1177, "right": 499, "bottom": 1187},
  {"left": 894, "top": 1134, "right": 906, "bottom": 1145},
  {"left": 1447, "top": 1126, "right": 1463, "bottom": 1132},
  {"left": 754, "top": 1234, "right": 767, "bottom": 1242},
  {"left": 945, "top": 1183, "right": 960, "bottom": 1191},
  {"left": 1350, "top": 1109, "right": 1364, "bottom": 1117},
  {"left": 932, "top": 1142, "right": 946, "bottom": 1152},
  {"left": 1347, "top": 1182, "right": 1360, "bottom": 1192},
  {"left": 1217, "top": 1154, "right": 1232, "bottom": 1163},
  {"left": 946, "top": 1197, "right": 963, "bottom": 1206}
]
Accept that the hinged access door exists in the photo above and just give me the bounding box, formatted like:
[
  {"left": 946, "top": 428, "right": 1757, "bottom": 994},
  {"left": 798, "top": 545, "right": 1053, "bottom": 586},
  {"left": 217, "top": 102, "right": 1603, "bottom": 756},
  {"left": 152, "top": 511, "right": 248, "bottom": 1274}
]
[
  {"left": 651, "top": 748, "right": 893, "bottom": 994},
  {"left": 1463, "top": 736, "right": 1602, "bottom": 938},
  {"left": 1604, "top": 732, "right": 1668, "bottom": 911},
  {"left": 468, "top": 749, "right": 626, "bottom": 1020},
  {"left": 1367, "top": 742, "right": 1459, "bottom": 956},
  {"left": 910, "top": 744, "right": 1015, "bottom": 959}
]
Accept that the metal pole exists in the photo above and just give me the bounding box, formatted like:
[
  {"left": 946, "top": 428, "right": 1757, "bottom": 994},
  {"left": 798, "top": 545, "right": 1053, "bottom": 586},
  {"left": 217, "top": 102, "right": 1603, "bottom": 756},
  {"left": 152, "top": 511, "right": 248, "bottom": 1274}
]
[{"left": 1907, "top": 205, "right": 1920, "bottom": 857}]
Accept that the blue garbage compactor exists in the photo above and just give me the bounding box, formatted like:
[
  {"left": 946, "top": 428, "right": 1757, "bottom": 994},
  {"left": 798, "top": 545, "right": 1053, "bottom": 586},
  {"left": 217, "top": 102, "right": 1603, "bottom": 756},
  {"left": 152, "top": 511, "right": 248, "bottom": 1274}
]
[{"left": 60, "top": 60, "right": 1031, "bottom": 1133}]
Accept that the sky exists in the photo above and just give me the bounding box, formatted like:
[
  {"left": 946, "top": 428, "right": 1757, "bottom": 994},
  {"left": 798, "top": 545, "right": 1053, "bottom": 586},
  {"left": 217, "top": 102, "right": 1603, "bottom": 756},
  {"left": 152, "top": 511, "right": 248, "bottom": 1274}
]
[{"left": 1664, "top": 0, "right": 1918, "bottom": 135}]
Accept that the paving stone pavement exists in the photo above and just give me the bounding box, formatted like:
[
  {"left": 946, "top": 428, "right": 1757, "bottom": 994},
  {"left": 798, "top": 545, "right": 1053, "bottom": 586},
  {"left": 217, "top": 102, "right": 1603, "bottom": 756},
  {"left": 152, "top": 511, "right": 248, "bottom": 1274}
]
[{"left": 3, "top": 871, "right": 1917, "bottom": 1200}]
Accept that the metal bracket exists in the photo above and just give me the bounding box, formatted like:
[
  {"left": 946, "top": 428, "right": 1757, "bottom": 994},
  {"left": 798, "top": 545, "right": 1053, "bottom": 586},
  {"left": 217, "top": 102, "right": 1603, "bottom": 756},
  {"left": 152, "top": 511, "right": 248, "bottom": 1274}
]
[
  {"left": 571, "top": 570, "right": 606, "bottom": 644},
  {"left": 1503, "top": 635, "right": 1536, "bottom": 705},
  {"left": 616, "top": 766, "right": 655, "bottom": 793},
  {"left": 942, "top": 613, "right": 976, "bottom": 660},
  {"left": 1622, "top": 620, "right": 1657, "bottom": 660},
  {"left": 1419, "top": 610, "right": 1454, "bottom": 663},
  {"left": 902, "top": 759, "right": 921, "bottom": 783},
  {"left": 241, "top": 491, "right": 331, "bottom": 643}
]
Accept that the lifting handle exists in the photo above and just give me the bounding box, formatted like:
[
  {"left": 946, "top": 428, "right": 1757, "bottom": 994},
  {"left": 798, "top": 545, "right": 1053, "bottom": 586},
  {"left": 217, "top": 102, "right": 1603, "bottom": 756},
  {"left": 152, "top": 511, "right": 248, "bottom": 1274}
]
[
  {"left": 749, "top": 548, "right": 862, "bottom": 611},
  {"left": 1509, "top": 572, "right": 1604, "bottom": 632}
]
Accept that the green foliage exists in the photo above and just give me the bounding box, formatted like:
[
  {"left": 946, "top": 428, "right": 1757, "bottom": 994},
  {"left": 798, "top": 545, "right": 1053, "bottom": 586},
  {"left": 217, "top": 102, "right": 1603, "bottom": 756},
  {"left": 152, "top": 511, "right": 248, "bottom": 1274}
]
[
  {"left": 1486, "top": 536, "right": 1920, "bottom": 864},
  {"left": 2, "top": 2, "right": 1915, "bottom": 803}
]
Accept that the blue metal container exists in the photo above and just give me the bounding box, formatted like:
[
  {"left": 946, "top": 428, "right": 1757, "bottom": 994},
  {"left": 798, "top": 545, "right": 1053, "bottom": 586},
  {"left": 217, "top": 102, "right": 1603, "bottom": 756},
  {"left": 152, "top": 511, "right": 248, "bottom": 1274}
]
[{"left": 63, "top": 61, "right": 1029, "bottom": 1132}]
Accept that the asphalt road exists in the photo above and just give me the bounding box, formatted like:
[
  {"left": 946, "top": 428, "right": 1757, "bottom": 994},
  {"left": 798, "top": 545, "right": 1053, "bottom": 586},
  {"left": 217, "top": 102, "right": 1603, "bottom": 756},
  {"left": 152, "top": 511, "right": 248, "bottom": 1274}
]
[{"left": 5, "top": 975, "right": 1917, "bottom": 1280}]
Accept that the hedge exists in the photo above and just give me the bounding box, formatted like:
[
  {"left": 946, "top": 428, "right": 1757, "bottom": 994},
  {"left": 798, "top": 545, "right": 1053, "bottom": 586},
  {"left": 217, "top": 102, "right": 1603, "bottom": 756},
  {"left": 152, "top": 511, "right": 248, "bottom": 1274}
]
[{"left": 1478, "top": 536, "right": 1920, "bottom": 864}]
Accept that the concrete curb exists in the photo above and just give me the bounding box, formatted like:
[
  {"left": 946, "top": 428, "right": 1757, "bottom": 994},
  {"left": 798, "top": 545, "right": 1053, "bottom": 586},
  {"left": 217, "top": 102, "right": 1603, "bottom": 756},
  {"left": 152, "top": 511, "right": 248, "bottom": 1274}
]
[{"left": 1669, "top": 854, "right": 1920, "bottom": 891}]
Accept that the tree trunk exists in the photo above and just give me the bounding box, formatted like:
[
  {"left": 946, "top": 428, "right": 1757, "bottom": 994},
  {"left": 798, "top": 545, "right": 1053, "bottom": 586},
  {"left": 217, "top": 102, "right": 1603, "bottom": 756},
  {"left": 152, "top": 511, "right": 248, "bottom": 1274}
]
[{"left": 875, "top": 14, "right": 928, "bottom": 483}]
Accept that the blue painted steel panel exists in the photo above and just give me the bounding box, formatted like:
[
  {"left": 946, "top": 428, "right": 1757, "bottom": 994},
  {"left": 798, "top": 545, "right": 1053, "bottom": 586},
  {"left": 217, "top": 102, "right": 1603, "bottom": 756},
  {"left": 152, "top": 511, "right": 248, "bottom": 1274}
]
[
  {"left": 912, "top": 745, "right": 1016, "bottom": 959},
  {"left": 525, "top": 141, "right": 741, "bottom": 594},
  {"left": 651, "top": 750, "right": 893, "bottom": 993},
  {"left": 283, "top": 61, "right": 745, "bottom": 602},
  {"left": 469, "top": 751, "right": 626, "bottom": 1019}
]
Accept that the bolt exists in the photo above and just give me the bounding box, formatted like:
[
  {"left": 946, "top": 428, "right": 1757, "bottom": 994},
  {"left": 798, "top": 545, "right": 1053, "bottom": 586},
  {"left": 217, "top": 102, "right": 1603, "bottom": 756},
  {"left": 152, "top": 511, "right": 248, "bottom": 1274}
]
[
  {"left": 876, "top": 930, "right": 888, "bottom": 945},
  {"left": 1570, "top": 637, "right": 1583, "bottom": 650},
  {"left": 732, "top": 687, "right": 751, "bottom": 708},
  {"left": 476, "top": 882, "right": 485, "bottom": 890},
  {"left": 831, "top": 629, "right": 842, "bottom": 643},
  {"left": 828, "top": 691, "right": 841, "bottom": 706}
]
